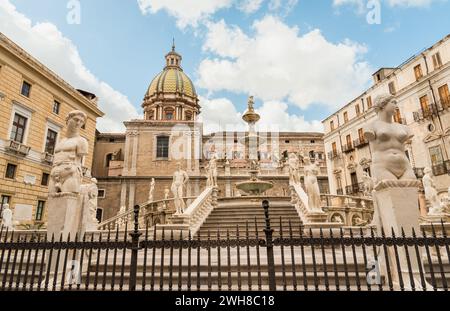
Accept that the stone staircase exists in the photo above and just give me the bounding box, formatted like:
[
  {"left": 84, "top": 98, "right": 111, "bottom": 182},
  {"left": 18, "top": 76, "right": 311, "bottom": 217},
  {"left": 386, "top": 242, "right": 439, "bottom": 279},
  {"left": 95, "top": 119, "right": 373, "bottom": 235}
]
[{"left": 196, "top": 197, "right": 303, "bottom": 239}]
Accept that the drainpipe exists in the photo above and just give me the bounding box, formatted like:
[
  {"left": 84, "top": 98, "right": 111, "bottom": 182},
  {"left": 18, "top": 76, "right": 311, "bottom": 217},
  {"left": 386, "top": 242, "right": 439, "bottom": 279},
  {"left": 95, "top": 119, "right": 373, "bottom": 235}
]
[{"left": 336, "top": 114, "right": 350, "bottom": 194}]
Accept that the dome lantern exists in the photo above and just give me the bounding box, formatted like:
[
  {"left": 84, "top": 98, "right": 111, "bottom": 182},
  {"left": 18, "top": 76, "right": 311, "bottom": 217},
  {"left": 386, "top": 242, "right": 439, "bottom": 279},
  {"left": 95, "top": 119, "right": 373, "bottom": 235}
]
[{"left": 165, "top": 38, "right": 182, "bottom": 69}]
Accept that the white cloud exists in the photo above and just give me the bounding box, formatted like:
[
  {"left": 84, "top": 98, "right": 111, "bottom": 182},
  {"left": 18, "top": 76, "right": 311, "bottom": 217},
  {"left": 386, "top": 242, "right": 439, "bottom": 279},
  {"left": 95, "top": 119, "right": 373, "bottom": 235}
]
[
  {"left": 0, "top": 0, "right": 139, "bottom": 132},
  {"left": 198, "top": 96, "right": 323, "bottom": 134},
  {"left": 237, "top": 0, "right": 265, "bottom": 13},
  {"left": 137, "top": 0, "right": 233, "bottom": 28},
  {"left": 256, "top": 101, "right": 324, "bottom": 132},
  {"left": 333, "top": 0, "right": 443, "bottom": 9},
  {"left": 197, "top": 16, "right": 372, "bottom": 110}
]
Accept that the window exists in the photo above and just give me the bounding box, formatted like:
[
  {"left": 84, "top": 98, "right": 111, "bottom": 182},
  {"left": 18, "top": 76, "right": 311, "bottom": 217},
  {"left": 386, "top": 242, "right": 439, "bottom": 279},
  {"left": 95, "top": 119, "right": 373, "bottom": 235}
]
[
  {"left": 96, "top": 208, "right": 104, "bottom": 223},
  {"left": 358, "top": 128, "right": 364, "bottom": 141},
  {"left": 156, "top": 136, "right": 169, "bottom": 158},
  {"left": 148, "top": 111, "right": 154, "bottom": 120},
  {"left": 355, "top": 104, "right": 361, "bottom": 116},
  {"left": 309, "top": 151, "right": 315, "bottom": 159},
  {"left": 343, "top": 111, "right": 349, "bottom": 123},
  {"left": 346, "top": 134, "right": 352, "bottom": 147},
  {"left": 164, "top": 109, "right": 174, "bottom": 120},
  {"left": 367, "top": 96, "right": 373, "bottom": 109},
  {"left": 5, "top": 163, "right": 17, "bottom": 179},
  {"left": 21, "top": 81, "right": 31, "bottom": 97},
  {"left": 332, "top": 142, "right": 337, "bottom": 154},
  {"left": 432, "top": 52, "right": 443, "bottom": 70},
  {"left": 330, "top": 120, "right": 334, "bottom": 131},
  {"left": 438, "top": 84, "right": 450, "bottom": 108},
  {"left": 105, "top": 153, "right": 113, "bottom": 168},
  {"left": 429, "top": 145, "right": 444, "bottom": 166},
  {"left": 420, "top": 95, "right": 430, "bottom": 115},
  {"left": 41, "top": 173, "right": 49, "bottom": 186},
  {"left": 45, "top": 129, "right": 58, "bottom": 154},
  {"left": 388, "top": 82, "right": 396, "bottom": 95},
  {"left": 185, "top": 111, "right": 193, "bottom": 121},
  {"left": 53, "top": 100, "right": 61, "bottom": 114},
  {"left": 98, "top": 189, "right": 105, "bottom": 198},
  {"left": 285, "top": 140, "right": 290, "bottom": 144},
  {"left": 10, "top": 113, "right": 28, "bottom": 143},
  {"left": 0, "top": 195, "right": 11, "bottom": 218},
  {"left": 310, "top": 140, "right": 315, "bottom": 144},
  {"left": 393, "top": 108, "right": 402, "bottom": 124},
  {"left": 414, "top": 64, "right": 423, "bottom": 81},
  {"left": 36, "top": 200, "right": 45, "bottom": 221}
]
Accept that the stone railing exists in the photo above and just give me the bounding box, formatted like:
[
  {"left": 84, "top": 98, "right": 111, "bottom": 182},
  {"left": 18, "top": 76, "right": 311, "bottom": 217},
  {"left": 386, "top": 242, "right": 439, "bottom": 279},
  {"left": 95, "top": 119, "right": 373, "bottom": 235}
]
[
  {"left": 321, "top": 194, "right": 374, "bottom": 227},
  {"left": 170, "top": 187, "right": 219, "bottom": 235},
  {"left": 97, "top": 196, "right": 196, "bottom": 231},
  {"left": 290, "top": 183, "right": 328, "bottom": 223}
]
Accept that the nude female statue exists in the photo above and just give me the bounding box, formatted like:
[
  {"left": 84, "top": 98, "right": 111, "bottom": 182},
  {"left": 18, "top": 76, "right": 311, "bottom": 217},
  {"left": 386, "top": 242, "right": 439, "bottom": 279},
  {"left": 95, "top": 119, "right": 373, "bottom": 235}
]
[
  {"left": 422, "top": 167, "right": 443, "bottom": 215},
  {"left": 288, "top": 153, "right": 300, "bottom": 185},
  {"left": 364, "top": 95, "right": 415, "bottom": 184},
  {"left": 49, "top": 110, "right": 89, "bottom": 194},
  {"left": 303, "top": 157, "right": 322, "bottom": 212},
  {"left": 171, "top": 163, "right": 189, "bottom": 214}
]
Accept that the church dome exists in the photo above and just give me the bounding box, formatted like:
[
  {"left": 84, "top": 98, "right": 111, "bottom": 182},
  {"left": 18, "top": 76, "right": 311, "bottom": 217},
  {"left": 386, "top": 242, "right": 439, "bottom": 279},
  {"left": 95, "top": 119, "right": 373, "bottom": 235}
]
[
  {"left": 146, "top": 67, "right": 197, "bottom": 99},
  {"left": 145, "top": 43, "right": 197, "bottom": 99}
]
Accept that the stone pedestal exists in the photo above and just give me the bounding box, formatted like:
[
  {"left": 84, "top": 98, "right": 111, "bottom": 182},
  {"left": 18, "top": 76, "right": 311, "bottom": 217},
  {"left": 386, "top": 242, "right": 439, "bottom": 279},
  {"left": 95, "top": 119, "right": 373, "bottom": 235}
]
[
  {"left": 47, "top": 193, "right": 82, "bottom": 240},
  {"left": 373, "top": 179, "right": 430, "bottom": 290}
]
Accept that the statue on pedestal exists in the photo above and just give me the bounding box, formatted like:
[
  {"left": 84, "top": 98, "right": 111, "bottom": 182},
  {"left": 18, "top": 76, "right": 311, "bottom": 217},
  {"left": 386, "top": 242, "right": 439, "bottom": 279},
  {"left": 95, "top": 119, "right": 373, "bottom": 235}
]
[
  {"left": 205, "top": 154, "right": 218, "bottom": 187},
  {"left": 423, "top": 167, "right": 444, "bottom": 215},
  {"left": 171, "top": 163, "right": 189, "bottom": 214},
  {"left": 364, "top": 95, "right": 415, "bottom": 185},
  {"left": 49, "top": 110, "right": 89, "bottom": 195},
  {"left": 303, "top": 157, "right": 322, "bottom": 212},
  {"left": 1, "top": 204, "right": 13, "bottom": 230},
  {"left": 288, "top": 153, "right": 300, "bottom": 185},
  {"left": 148, "top": 178, "right": 156, "bottom": 202}
]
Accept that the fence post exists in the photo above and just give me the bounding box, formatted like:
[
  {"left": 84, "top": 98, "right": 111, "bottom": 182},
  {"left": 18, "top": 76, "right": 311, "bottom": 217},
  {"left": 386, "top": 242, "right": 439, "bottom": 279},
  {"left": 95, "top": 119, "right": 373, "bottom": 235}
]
[
  {"left": 262, "top": 200, "right": 276, "bottom": 291},
  {"left": 129, "top": 205, "right": 142, "bottom": 291}
]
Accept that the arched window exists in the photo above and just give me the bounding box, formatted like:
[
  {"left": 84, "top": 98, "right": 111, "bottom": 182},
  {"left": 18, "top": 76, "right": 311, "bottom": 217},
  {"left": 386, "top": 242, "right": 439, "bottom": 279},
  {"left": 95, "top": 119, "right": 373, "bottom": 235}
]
[
  {"left": 185, "top": 111, "right": 192, "bottom": 121},
  {"left": 164, "top": 108, "right": 174, "bottom": 120},
  {"left": 105, "top": 153, "right": 113, "bottom": 167},
  {"left": 309, "top": 151, "right": 315, "bottom": 159}
]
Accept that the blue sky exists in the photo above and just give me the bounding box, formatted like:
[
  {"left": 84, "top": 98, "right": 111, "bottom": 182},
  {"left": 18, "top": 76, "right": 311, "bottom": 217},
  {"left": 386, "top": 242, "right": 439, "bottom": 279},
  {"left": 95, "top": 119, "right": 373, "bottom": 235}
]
[{"left": 1, "top": 0, "right": 449, "bottom": 132}]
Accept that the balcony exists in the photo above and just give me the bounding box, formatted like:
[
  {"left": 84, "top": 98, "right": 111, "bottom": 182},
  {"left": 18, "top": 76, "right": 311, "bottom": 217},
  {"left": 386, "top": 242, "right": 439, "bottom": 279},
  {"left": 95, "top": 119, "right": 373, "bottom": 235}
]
[
  {"left": 342, "top": 143, "right": 355, "bottom": 153},
  {"left": 436, "top": 96, "right": 450, "bottom": 112},
  {"left": 336, "top": 188, "right": 343, "bottom": 195},
  {"left": 353, "top": 138, "right": 369, "bottom": 149},
  {"left": 327, "top": 151, "right": 341, "bottom": 160},
  {"left": 413, "top": 104, "right": 438, "bottom": 122},
  {"left": 5, "top": 140, "right": 31, "bottom": 156},
  {"left": 345, "top": 183, "right": 363, "bottom": 196},
  {"left": 432, "top": 161, "right": 450, "bottom": 176},
  {"left": 41, "top": 152, "right": 54, "bottom": 165}
]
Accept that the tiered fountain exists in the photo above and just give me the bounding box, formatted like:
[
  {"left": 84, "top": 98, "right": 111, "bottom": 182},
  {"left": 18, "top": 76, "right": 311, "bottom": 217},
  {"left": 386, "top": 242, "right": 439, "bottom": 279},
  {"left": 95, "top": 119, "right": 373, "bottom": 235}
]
[{"left": 236, "top": 96, "right": 274, "bottom": 196}]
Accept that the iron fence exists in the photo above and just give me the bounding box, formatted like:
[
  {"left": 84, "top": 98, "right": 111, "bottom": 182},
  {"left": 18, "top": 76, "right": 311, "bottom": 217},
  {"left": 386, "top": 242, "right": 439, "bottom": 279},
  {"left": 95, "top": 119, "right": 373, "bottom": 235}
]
[{"left": 0, "top": 202, "right": 449, "bottom": 291}]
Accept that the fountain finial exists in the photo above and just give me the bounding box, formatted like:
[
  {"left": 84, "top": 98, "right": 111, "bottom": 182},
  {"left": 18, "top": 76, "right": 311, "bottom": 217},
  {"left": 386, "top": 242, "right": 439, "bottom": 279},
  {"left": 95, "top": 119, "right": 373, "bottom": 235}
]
[{"left": 248, "top": 96, "right": 254, "bottom": 112}]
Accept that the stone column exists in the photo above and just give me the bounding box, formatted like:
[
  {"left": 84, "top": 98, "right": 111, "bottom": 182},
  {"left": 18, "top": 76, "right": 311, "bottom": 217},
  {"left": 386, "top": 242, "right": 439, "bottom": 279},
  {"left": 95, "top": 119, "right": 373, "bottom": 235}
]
[
  {"left": 372, "top": 179, "right": 429, "bottom": 290},
  {"left": 130, "top": 132, "right": 139, "bottom": 176},
  {"left": 128, "top": 182, "right": 136, "bottom": 211}
]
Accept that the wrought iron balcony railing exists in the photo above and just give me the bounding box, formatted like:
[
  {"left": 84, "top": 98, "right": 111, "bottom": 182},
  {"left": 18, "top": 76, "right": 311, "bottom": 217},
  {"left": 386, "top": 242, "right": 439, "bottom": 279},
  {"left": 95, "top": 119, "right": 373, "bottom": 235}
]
[
  {"left": 345, "top": 183, "right": 363, "bottom": 196},
  {"left": 336, "top": 188, "right": 343, "bottom": 195},
  {"left": 41, "top": 152, "right": 54, "bottom": 165},
  {"left": 432, "top": 161, "right": 450, "bottom": 176},
  {"left": 413, "top": 104, "right": 438, "bottom": 122},
  {"left": 342, "top": 143, "right": 355, "bottom": 153},
  {"left": 353, "top": 138, "right": 369, "bottom": 148},
  {"left": 5, "top": 140, "right": 31, "bottom": 156},
  {"left": 327, "top": 151, "right": 341, "bottom": 160}
]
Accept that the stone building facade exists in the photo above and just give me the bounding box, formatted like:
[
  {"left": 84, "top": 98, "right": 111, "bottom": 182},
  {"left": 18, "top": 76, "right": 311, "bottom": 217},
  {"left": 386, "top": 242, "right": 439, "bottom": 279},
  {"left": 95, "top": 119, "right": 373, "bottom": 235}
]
[
  {"left": 93, "top": 45, "right": 329, "bottom": 222},
  {"left": 322, "top": 34, "right": 450, "bottom": 198},
  {"left": 0, "top": 33, "right": 104, "bottom": 226}
]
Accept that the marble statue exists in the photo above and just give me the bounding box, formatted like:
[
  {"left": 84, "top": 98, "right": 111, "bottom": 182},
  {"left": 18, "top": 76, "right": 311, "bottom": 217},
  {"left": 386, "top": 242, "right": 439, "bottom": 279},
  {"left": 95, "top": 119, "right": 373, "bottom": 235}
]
[
  {"left": 205, "top": 154, "right": 218, "bottom": 187},
  {"left": 49, "top": 110, "right": 89, "bottom": 194},
  {"left": 87, "top": 178, "right": 99, "bottom": 224},
  {"left": 171, "top": 163, "right": 189, "bottom": 214},
  {"left": 1, "top": 204, "right": 13, "bottom": 230},
  {"left": 331, "top": 214, "right": 343, "bottom": 224},
  {"left": 364, "top": 95, "right": 415, "bottom": 185},
  {"left": 361, "top": 171, "right": 374, "bottom": 197},
  {"left": 352, "top": 215, "right": 368, "bottom": 226},
  {"left": 288, "top": 153, "right": 300, "bottom": 185},
  {"left": 303, "top": 157, "right": 322, "bottom": 212},
  {"left": 162, "top": 187, "right": 170, "bottom": 210},
  {"left": 423, "top": 167, "right": 444, "bottom": 215},
  {"left": 148, "top": 178, "right": 156, "bottom": 202}
]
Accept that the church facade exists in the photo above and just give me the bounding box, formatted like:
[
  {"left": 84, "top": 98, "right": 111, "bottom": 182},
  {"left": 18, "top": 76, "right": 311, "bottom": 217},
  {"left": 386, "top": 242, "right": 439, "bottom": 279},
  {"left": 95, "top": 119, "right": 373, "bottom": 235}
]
[{"left": 92, "top": 45, "right": 329, "bottom": 222}]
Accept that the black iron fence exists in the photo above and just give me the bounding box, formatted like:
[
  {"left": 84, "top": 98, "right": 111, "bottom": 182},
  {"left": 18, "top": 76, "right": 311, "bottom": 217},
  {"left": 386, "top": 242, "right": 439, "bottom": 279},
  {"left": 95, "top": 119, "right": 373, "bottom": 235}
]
[{"left": 1, "top": 202, "right": 449, "bottom": 291}]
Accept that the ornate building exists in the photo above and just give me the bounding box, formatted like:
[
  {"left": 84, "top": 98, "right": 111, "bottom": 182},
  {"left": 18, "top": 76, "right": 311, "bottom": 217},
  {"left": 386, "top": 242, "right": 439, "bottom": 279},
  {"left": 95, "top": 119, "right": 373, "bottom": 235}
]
[
  {"left": 92, "top": 45, "right": 329, "bottom": 222},
  {"left": 0, "top": 33, "right": 104, "bottom": 226},
  {"left": 322, "top": 34, "right": 450, "bottom": 204}
]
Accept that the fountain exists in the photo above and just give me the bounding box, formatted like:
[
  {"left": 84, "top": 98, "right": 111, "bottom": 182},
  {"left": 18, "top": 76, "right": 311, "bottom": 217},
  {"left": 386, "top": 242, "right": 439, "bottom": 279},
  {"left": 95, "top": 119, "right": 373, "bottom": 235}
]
[{"left": 236, "top": 96, "right": 274, "bottom": 196}]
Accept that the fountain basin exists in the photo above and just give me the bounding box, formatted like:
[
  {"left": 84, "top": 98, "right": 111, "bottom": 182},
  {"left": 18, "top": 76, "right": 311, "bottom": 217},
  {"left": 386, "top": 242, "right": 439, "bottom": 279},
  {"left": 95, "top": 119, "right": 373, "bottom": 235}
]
[{"left": 236, "top": 180, "right": 274, "bottom": 196}]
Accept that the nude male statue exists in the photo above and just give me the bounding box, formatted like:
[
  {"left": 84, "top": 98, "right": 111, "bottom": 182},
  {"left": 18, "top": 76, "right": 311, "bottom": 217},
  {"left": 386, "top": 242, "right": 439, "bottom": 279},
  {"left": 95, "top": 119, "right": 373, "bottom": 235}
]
[{"left": 48, "top": 110, "right": 89, "bottom": 194}]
